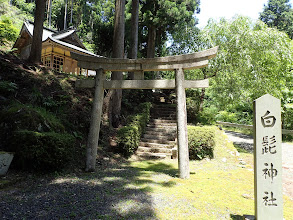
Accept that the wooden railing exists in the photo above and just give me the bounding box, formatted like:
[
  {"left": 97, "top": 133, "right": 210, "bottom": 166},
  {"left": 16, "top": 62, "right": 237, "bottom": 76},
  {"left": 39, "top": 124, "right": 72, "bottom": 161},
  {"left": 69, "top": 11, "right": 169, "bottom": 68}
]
[{"left": 217, "top": 121, "right": 293, "bottom": 135}]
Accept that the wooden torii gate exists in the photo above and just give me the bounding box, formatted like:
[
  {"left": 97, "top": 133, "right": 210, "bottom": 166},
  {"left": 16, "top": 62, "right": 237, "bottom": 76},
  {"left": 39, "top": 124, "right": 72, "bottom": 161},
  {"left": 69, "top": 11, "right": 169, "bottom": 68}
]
[{"left": 71, "top": 46, "right": 218, "bottom": 179}]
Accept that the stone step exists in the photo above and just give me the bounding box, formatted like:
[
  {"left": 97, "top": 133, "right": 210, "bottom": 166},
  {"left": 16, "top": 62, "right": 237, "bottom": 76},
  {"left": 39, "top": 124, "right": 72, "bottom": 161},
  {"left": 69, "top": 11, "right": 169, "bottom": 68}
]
[
  {"left": 140, "top": 138, "right": 176, "bottom": 145},
  {"left": 145, "top": 127, "right": 177, "bottom": 133},
  {"left": 151, "top": 109, "right": 176, "bottom": 116},
  {"left": 144, "top": 131, "right": 176, "bottom": 139},
  {"left": 151, "top": 119, "right": 177, "bottom": 124},
  {"left": 135, "top": 152, "right": 172, "bottom": 160},
  {"left": 139, "top": 142, "right": 175, "bottom": 149},
  {"left": 137, "top": 146, "right": 172, "bottom": 154},
  {"left": 145, "top": 129, "right": 176, "bottom": 135},
  {"left": 147, "top": 123, "right": 177, "bottom": 128},
  {"left": 143, "top": 133, "right": 175, "bottom": 140},
  {"left": 152, "top": 116, "right": 176, "bottom": 120}
]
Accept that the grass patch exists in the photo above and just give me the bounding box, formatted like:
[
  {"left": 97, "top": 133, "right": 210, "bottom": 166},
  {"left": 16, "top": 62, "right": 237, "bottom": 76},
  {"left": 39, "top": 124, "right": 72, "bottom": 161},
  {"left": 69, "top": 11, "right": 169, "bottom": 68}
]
[{"left": 126, "top": 128, "right": 293, "bottom": 219}]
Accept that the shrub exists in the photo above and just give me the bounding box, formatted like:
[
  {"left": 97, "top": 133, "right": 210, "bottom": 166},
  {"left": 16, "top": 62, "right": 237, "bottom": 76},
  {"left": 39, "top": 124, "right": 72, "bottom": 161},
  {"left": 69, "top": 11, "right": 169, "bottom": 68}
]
[
  {"left": 188, "top": 126, "right": 217, "bottom": 160},
  {"left": 9, "top": 130, "right": 75, "bottom": 172},
  {"left": 198, "top": 106, "right": 218, "bottom": 125},
  {"left": 0, "top": 80, "right": 18, "bottom": 95},
  {"left": 0, "top": 16, "right": 18, "bottom": 44},
  {"left": 215, "top": 111, "right": 238, "bottom": 123},
  {"left": 117, "top": 102, "right": 151, "bottom": 157}
]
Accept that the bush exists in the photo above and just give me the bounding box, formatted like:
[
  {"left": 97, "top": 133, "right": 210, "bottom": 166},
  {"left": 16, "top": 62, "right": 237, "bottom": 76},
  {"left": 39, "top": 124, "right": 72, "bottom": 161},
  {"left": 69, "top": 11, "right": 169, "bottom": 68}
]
[
  {"left": 215, "top": 111, "right": 238, "bottom": 123},
  {"left": 198, "top": 106, "right": 218, "bottom": 125},
  {"left": 0, "top": 16, "right": 18, "bottom": 44},
  {"left": 117, "top": 102, "right": 151, "bottom": 157},
  {"left": 9, "top": 130, "right": 75, "bottom": 172},
  {"left": 188, "top": 126, "right": 217, "bottom": 160}
]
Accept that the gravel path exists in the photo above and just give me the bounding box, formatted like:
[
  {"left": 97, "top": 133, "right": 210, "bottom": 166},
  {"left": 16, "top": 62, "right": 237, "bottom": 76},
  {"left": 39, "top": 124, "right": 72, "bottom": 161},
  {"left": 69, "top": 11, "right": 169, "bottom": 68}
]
[{"left": 224, "top": 130, "right": 293, "bottom": 199}]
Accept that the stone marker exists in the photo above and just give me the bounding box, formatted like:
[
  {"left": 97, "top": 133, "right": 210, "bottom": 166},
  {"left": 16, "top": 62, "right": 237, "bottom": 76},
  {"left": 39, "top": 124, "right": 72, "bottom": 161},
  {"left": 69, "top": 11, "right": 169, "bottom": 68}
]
[
  {"left": 0, "top": 152, "right": 14, "bottom": 176},
  {"left": 253, "top": 94, "right": 283, "bottom": 219}
]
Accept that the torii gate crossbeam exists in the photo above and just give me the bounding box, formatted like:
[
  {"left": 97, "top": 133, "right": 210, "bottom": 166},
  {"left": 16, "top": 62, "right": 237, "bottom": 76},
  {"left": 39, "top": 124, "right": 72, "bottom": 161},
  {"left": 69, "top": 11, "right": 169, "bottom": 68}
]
[{"left": 72, "top": 46, "right": 218, "bottom": 179}]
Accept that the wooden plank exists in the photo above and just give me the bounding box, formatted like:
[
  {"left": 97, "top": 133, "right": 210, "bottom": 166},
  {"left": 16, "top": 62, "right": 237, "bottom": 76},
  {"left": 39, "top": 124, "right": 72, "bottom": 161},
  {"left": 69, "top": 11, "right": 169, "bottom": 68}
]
[
  {"left": 76, "top": 79, "right": 209, "bottom": 89},
  {"left": 175, "top": 68, "right": 190, "bottom": 179}
]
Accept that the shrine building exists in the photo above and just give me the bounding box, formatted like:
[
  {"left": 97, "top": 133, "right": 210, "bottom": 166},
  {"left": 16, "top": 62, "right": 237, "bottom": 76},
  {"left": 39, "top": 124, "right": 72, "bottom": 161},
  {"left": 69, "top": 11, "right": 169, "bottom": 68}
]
[{"left": 13, "top": 20, "right": 99, "bottom": 76}]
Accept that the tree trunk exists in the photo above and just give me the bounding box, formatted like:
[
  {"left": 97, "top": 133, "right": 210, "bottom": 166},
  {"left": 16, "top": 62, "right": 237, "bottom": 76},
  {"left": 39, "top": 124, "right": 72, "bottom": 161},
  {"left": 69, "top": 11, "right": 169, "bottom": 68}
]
[
  {"left": 64, "top": 0, "right": 68, "bottom": 30},
  {"left": 27, "top": 0, "right": 46, "bottom": 64},
  {"left": 147, "top": 25, "right": 156, "bottom": 58},
  {"left": 110, "top": 0, "right": 125, "bottom": 128},
  {"left": 147, "top": 25, "right": 156, "bottom": 79},
  {"left": 48, "top": 0, "right": 52, "bottom": 28},
  {"left": 128, "top": 0, "right": 139, "bottom": 80},
  {"left": 70, "top": 0, "right": 73, "bottom": 25}
]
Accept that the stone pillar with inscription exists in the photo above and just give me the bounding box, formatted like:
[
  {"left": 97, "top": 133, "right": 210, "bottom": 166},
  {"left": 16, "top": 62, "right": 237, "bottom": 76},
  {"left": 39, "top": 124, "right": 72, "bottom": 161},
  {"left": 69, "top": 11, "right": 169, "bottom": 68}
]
[{"left": 253, "top": 94, "right": 283, "bottom": 219}]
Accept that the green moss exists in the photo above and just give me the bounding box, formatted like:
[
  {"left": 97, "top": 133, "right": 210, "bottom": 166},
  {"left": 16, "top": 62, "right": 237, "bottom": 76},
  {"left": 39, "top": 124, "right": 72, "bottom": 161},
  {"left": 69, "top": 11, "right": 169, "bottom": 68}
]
[{"left": 126, "top": 130, "right": 293, "bottom": 219}]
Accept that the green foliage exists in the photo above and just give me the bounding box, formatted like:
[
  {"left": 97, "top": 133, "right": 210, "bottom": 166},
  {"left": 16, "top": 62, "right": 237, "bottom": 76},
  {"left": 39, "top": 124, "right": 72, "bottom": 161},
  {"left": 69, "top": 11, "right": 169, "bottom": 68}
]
[
  {"left": 215, "top": 111, "right": 237, "bottom": 123},
  {"left": 188, "top": 126, "right": 217, "bottom": 160},
  {"left": 260, "top": 0, "right": 293, "bottom": 39},
  {"left": 0, "top": 80, "right": 18, "bottom": 94},
  {"left": 0, "top": 16, "right": 18, "bottom": 44},
  {"left": 122, "top": 90, "right": 153, "bottom": 113},
  {"left": 9, "top": 130, "right": 75, "bottom": 172},
  {"left": 198, "top": 105, "right": 218, "bottom": 125},
  {"left": 283, "top": 103, "right": 293, "bottom": 130},
  {"left": 11, "top": 0, "right": 35, "bottom": 15},
  {"left": 196, "top": 16, "right": 293, "bottom": 126},
  {"left": 117, "top": 102, "right": 151, "bottom": 157},
  {"left": 0, "top": 103, "right": 65, "bottom": 134}
]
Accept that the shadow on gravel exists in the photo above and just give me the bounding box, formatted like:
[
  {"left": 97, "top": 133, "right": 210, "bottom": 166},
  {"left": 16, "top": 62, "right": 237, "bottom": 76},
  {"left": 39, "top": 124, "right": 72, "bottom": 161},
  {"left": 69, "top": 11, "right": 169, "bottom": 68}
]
[
  {"left": 225, "top": 130, "right": 254, "bottom": 153},
  {"left": 0, "top": 161, "right": 177, "bottom": 219}
]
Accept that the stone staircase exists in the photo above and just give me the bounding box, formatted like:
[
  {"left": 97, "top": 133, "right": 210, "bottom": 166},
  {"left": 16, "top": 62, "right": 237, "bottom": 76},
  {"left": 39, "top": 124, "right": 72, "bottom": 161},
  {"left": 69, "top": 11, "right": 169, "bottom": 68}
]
[{"left": 136, "top": 101, "right": 178, "bottom": 159}]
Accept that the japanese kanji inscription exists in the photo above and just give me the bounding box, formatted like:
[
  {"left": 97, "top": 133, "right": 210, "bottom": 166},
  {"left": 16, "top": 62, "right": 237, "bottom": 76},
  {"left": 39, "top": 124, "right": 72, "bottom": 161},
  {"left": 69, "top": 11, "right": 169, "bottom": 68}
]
[{"left": 254, "top": 94, "right": 283, "bottom": 219}]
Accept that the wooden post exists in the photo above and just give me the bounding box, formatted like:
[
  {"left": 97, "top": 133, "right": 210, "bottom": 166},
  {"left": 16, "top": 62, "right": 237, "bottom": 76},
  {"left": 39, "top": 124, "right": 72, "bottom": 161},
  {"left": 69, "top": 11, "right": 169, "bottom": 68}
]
[
  {"left": 85, "top": 68, "right": 105, "bottom": 172},
  {"left": 175, "top": 68, "right": 190, "bottom": 179}
]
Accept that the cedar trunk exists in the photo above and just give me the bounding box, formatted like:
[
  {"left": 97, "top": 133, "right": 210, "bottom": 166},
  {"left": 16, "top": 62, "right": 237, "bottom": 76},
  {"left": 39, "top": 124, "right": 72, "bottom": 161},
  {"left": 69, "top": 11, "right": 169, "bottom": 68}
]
[
  {"left": 27, "top": 0, "right": 46, "bottom": 64},
  {"left": 128, "top": 0, "right": 139, "bottom": 80},
  {"left": 110, "top": 0, "right": 125, "bottom": 128}
]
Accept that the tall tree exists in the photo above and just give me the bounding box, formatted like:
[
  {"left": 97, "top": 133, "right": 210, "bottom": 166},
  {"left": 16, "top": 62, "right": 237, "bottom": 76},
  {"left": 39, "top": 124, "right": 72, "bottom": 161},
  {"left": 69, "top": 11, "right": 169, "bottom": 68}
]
[
  {"left": 27, "top": 0, "right": 46, "bottom": 64},
  {"left": 128, "top": 0, "right": 139, "bottom": 79},
  {"left": 110, "top": 0, "right": 125, "bottom": 127},
  {"left": 141, "top": 0, "right": 200, "bottom": 58},
  {"left": 64, "top": 0, "right": 68, "bottom": 29},
  {"left": 260, "top": 0, "right": 293, "bottom": 39},
  {"left": 199, "top": 16, "right": 293, "bottom": 116}
]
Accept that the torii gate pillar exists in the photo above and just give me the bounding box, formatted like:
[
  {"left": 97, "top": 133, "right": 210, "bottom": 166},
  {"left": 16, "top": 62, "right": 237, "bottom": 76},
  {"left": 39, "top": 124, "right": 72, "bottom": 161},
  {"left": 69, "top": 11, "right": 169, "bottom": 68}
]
[
  {"left": 175, "top": 68, "right": 189, "bottom": 179},
  {"left": 72, "top": 46, "right": 218, "bottom": 178}
]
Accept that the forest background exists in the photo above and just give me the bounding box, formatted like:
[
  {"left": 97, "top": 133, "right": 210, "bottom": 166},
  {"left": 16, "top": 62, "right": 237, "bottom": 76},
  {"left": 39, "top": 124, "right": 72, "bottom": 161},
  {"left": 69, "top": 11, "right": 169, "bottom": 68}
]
[{"left": 1, "top": 0, "right": 293, "bottom": 130}]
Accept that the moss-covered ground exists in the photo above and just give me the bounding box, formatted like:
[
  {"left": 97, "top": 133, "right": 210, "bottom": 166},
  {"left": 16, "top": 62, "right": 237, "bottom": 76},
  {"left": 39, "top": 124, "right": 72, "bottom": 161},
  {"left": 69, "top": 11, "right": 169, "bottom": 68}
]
[{"left": 125, "top": 129, "right": 293, "bottom": 219}]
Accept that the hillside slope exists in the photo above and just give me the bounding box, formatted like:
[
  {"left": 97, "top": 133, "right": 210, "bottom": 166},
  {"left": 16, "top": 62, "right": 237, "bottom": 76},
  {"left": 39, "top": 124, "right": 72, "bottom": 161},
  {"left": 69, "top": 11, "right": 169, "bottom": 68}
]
[{"left": 0, "top": 51, "right": 96, "bottom": 171}]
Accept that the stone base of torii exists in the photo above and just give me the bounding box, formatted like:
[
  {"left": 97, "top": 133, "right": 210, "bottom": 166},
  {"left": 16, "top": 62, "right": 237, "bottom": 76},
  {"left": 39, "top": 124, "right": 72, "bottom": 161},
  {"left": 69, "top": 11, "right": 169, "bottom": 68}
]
[{"left": 72, "top": 46, "right": 218, "bottom": 179}]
